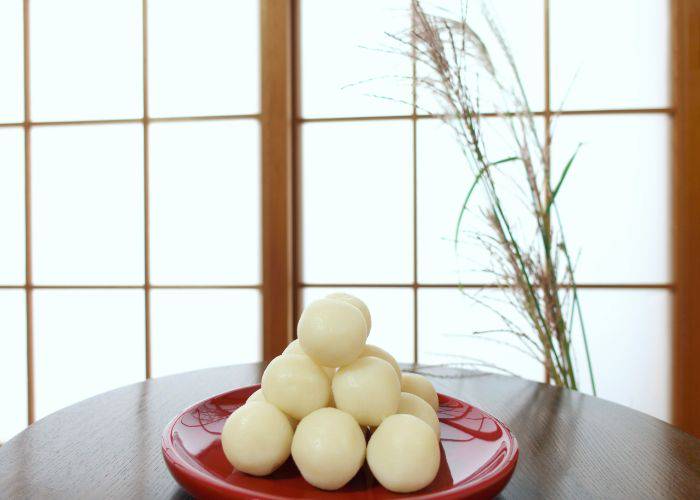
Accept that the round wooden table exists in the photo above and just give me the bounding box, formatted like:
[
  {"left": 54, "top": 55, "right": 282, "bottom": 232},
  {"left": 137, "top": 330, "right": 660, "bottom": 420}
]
[{"left": 0, "top": 363, "right": 698, "bottom": 498}]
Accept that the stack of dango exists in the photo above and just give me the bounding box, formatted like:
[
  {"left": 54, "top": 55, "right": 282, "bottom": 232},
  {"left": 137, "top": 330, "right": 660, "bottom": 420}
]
[{"left": 221, "top": 293, "right": 441, "bottom": 493}]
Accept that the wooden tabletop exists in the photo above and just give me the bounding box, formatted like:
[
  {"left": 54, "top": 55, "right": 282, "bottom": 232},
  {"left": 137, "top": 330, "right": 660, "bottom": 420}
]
[{"left": 0, "top": 363, "right": 699, "bottom": 499}]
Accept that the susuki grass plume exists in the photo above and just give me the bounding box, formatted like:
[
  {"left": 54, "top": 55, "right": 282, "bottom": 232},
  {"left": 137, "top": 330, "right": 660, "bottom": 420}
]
[{"left": 391, "top": 0, "right": 595, "bottom": 393}]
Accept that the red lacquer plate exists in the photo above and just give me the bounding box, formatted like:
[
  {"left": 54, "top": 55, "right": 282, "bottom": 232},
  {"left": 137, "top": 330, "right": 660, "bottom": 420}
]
[{"left": 162, "top": 385, "right": 518, "bottom": 499}]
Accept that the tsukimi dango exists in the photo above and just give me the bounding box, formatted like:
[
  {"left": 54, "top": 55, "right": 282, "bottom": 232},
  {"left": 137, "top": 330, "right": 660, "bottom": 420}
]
[
  {"left": 246, "top": 388, "right": 265, "bottom": 403},
  {"left": 325, "top": 292, "right": 372, "bottom": 336},
  {"left": 246, "top": 388, "right": 298, "bottom": 429},
  {"left": 291, "top": 408, "right": 366, "bottom": 490},
  {"left": 221, "top": 401, "right": 293, "bottom": 476},
  {"left": 282, "top": 339, "right": 336, "bottom": 380},
  {"left": 359, "top": 344, "right": 401, "bottom": 381},
  {"left": 221, "top": 293, "right": 442, "bottom": 494},
  {"left": 396, "top": 392, "right": 440, "bottom": 438},
  {"left": 366, "top": 414, "right": 440, "bottom": 493},
  {"left": 282, "top": 338, "right": 305, "bottom": 355},
  {"left": 261, "top": 354, "right": 330, "bottom": 420},
  {"left": 297, "top": 298, "right": 367, "bottom": 367},
  {"left": 401, "top": 372, "right": 440, "bottom": 411},
  {"left": 332, "top": 356, "right": 400, "bottom": 426}
]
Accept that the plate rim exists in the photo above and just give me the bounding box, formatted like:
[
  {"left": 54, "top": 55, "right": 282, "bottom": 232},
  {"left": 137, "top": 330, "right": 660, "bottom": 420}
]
[{"left": 162, "top": 384, "right": 519, "bottom": 499}]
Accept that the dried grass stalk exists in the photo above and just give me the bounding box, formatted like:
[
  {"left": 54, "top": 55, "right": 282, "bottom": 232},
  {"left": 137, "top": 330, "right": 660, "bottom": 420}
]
[{"left": 393, "top": 0, "right": 595, "bottom": 393}]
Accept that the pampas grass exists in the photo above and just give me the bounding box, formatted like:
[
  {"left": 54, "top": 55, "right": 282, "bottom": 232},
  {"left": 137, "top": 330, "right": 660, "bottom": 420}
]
[{"left": 392, "top": 0, "right": 595, "bottom": 393}]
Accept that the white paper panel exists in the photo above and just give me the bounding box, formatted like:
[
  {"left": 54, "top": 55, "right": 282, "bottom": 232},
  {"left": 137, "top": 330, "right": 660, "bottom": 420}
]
[
  {"left": 149, "top": 120, "right": 260, "bottom": 285},
  {"left": 551, "top": 114, "right": 670, "bottom": 284},
  {"left": 30, "top": 0, "right": 142, "bottom": 121},
  {"left": 301, "top": 0, "right": 411, "bottom": 118},
  {"left": 0, "top": 0, "right": 23, "bottom": 123},
  {"left": 550, "top": 0, "right": 670, "bottom": 110},
  {"left": 34, "top": 290, "right": 145, "bottom": 419},
  {"left": 418, "top": 288, "right": 543, "bottom": 380},
  {"left": 0, "top": 290, "right": 27, "bottom": 442},
  {"left": 0, "top": 127, "right": 25, "bottom": 284},
  {"left": 151, "top": 289, "right": 261, "bottom": 378},
  {"left": 32, "top": 124, "right": 144, "bottom": 285},
  {"left": 148, "top": 0, "right": 259, "bottom": 117},
  {"left": 302, "top": 121, "right": 413, "bottom": 284},
  {"left": 571, "top": 289, "right": 671, "bottom": 422},
  {"left": 418, "top": 287, "right": 671, "bottom": 422}
]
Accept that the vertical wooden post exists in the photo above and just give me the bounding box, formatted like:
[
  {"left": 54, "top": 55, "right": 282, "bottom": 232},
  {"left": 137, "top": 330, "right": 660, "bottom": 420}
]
[
  {"left": 22, "top": 0, "right": 35, "bottom": 425},
  {"left": 410, "top": 5, "right": 419, "bottom": 365},
  {"left": 290, "top": 0, "right": 304, "bottom": 328},
  {"left": 543, "top": 0, "right": 552, "bottom": 385},
  {"left": 142, "top": 0, "right": 152, "bottom": 380},
  {"left": 672, "top": 0, "right": 700, "bottom": 437},
  {"left": 261, "top": 0, "right": 295, "bottom": 362}
]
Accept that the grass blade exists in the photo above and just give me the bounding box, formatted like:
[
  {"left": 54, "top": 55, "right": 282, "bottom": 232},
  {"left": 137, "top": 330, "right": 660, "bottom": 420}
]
[
  {"left": 454, "top": 156, "right": 520, "bottom": 249},
  {"left": 546, "top": 143, "right": 582, "bottom": 214}
]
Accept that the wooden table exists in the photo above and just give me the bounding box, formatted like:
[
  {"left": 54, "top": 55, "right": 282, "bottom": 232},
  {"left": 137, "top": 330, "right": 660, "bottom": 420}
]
[{"left": 1, "top": 363, "right": 699, "bottom": 499}]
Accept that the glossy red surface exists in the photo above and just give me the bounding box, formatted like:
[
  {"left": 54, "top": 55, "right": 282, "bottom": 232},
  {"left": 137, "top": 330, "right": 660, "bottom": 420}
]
[{"left": 162, "top": 385, "right": 518, "bottom": 499}]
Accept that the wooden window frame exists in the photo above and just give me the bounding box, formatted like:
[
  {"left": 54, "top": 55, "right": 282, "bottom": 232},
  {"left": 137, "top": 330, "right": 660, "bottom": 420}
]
[
  {"left": 7, "top": 0, "right": 697, "bottom": 436},
  {"left": 263, "top": 0, "right": 700, "bottom": 437},
  {"left": 261, "top": 0, "right": 295, "bottom": 361},
  {"left": 672, "top": 0, "right": 700, "bottom": 437},
  {"left": 16, "top": 0, "right": 267, "bottom": 426}
]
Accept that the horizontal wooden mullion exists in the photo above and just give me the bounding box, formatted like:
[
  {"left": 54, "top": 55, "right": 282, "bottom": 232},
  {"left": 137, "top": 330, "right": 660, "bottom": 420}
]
[
  {"left": 298, "top": 107, "right": 674, "bottom": 124},
  {"left": 0, "top": 114, "right": 261, "bottom": 129},
  {"left": 299, "top": 282, "right": 675, "bottom": 290},
  {"left": 0, "top": 284, "right": 262, "bottom": 290}
]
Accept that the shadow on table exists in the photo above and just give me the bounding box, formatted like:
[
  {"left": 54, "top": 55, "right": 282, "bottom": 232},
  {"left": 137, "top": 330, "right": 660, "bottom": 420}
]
[{"left": 169, "top": 489, "right": 193, "bottom": 500}]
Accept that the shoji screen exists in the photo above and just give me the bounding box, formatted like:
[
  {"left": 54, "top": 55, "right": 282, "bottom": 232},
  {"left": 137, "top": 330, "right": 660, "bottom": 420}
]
[
  {"left": 298, "top": 0, "right": 672, "bottom": 421},
  {"left": 0, "top": 0, "right": 262, "bottom": 441}
]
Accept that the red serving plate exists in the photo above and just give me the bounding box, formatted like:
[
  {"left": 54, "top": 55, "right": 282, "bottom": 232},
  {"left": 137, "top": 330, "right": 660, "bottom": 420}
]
[{"left": 162, "top": 385, "right": 518, "bottom": 499}]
